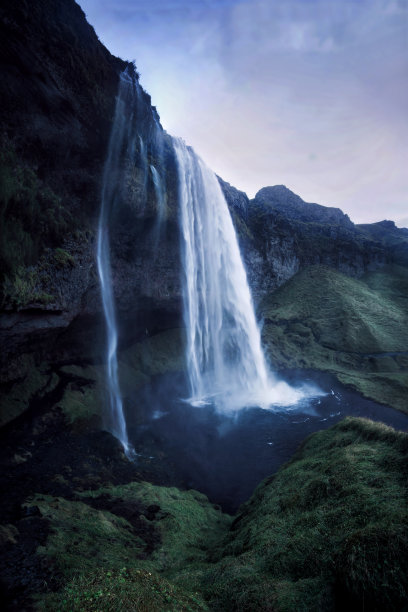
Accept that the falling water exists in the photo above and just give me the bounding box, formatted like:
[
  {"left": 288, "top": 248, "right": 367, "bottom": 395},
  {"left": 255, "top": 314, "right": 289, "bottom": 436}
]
[
  {"left": 173, "top": 138, "right": 311, "bottom": 411},
  {"left": 138, "top": 135, "right": 148, "bottom": 204},
  {"left": 150, "top": 164, "right": 166, "bottom": 244},
  {"left": 97, "top": 70, "right": 135, "bottom": 457}
]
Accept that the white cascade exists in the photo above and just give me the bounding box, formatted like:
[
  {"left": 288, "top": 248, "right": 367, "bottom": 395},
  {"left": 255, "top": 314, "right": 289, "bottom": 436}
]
[
  {"left": 150, "top": 164, "right": 166, "bottom": 244},
  {"left": 97, "top": 70, "right": 135, "bottom": 456},
  {"left": 173, "top": 137, "right": 308, "bottom": 411},
  {"left": 138, "top": 135, "right": 148, "bottom": 203}
]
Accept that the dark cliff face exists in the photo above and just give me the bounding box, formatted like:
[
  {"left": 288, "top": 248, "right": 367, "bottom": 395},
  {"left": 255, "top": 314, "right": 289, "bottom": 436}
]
[
  {"left": 217, "top": 177, "right": 250, "bottom": 222},
  {"left": 0, "top": 0, "right": 182, "bottom": 391},
  {"left": 0, "top": 0, "right": 125, "bottom": 230},
  {"left": 255, "top": 185, "right": 354, "bottom": 227},
  {"left": 357, "top": 220, "right": 408, "bottom": 267},
  {"left": 220, "top": 183, "right": 407, "bottom": 301}
]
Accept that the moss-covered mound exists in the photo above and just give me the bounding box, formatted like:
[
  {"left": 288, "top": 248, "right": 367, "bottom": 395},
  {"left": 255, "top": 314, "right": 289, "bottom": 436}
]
[
  {"left": 201, "top": 417, "right": 408, "bottom": 611},
  {"left": 12, "top": 418, "right": 407, "bottom": 611},
  {"left": 260, "top": 264, "right": 408, "bottom": 412},
  {"left": 29, "top": 483, "right": 229, "bottom": 611}
]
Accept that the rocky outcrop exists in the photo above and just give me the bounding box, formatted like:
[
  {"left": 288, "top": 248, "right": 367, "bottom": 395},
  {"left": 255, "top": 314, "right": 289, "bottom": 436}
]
[
  {"left": 217, "top": 177, "right": 250, "bottom": 222},
  {"left": 358, "top": 220, "right": 408, "bottom": 267},
  {"left": 220, "top": 183, "right": 404, "bottom": 302},
  {"left": 255, "top": 185, "right": 354, "bottom": 227}
]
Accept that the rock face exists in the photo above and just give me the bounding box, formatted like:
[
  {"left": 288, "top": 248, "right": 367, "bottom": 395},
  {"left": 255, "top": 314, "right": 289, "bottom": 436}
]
[
  {"left": 220, "top": 183, "right": 408, "bottom": 301},
  {"left": 217, "top": 177, "right": 250, "bottom": 222},
  {"left": 255, "top": 185, "right": 354, "bottom": 227},
  {"left": 358, "top": 220, "right": 408, "bottom": 267},
  {"left": 0, "top": 0, "right": 183, "bottom": 385}
]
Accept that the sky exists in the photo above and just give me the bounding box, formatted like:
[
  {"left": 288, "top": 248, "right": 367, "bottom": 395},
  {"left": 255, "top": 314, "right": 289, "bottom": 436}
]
[{"left": 79, "top": 0, "right": 408, "bottom": 226}]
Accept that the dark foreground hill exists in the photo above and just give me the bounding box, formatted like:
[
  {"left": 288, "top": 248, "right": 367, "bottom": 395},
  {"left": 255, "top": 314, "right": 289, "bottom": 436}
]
[{"left": 1, "top": 408, "right": 407, "bottom": 611}]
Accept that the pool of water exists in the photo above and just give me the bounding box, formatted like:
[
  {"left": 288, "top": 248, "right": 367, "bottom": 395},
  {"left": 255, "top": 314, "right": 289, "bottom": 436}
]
[{"left": 125, "top": 371, "right": 408, "bottom": 513}]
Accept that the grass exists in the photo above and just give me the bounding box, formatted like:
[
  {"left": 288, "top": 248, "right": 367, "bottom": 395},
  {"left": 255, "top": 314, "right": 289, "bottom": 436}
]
[
  {"left": 38, "top": 567, "right": 208, "bottom": 611},
  {"left": 199, "top": 418, "right": 408, "bottom": 611},
  {"left": 260, "top": 264, "right": 408, "bottom": 412},
  {"left": 53, "top": 248, "right": 75, "bottom": 268},
  {"left": 31, "top": 495, "right": 146, "bottom": 576},
  {"left": 58, "top": 383, "right": 101, "bottom": 424},
  {"left": 29, "top": 481, "right": 228, "bottom": 610},
  {"left": 1, "top": 266, "right": 56, "bottom": 309},
  {"left": 27, "top": 418, "right": 408, "bottom": 611},
  {"left": 80, "top": 482, "right": 231, "bottom": 574}
]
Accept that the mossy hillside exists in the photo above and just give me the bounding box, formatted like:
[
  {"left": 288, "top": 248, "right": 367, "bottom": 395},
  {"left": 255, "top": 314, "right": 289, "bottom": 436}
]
[
  {"left": 200, "top": 418, "right": 408, "bottom": 611},
  {"left": 80, "top": 482, "right": 231, "bottom": 573},
  {"left": 29, "top": 482, "right": 228, "bottom": 610},
  {"left": 260, "top": 264, "right": 408, "bottom": 412},
  {"left": 25, "top": 418, "right": 408, "bottom": 611},
  {"left": 363, "top": 263, "right": 408, "bottom": 305},
  {"left": 337, "top": 371, "right": 408, "bottom": 413},
  {"left": 30, "top": 495, "right": 146, "bottom": 576},
  {"left": 262, "top": 265, "right": 408, "bottom": 353},
  {"left": 39, "top": 568, "right": 208, "bottom": 612}
]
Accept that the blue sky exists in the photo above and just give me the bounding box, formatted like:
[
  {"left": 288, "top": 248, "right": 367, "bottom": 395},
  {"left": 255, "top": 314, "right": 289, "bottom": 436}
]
[{"left": 79, "top": 0, "right": 408, "bottom": 225}]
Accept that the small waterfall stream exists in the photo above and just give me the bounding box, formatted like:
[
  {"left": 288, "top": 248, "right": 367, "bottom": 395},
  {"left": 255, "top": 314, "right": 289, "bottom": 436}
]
[
  {"left": 150, "top": 163, "right": 166, "bottom": 245},
  {"left": 138, "top": 135, "right": 148, "bottom": 204},
  {"left": 173, "top": 137, "right": 309, "bottom": 411},
  {"left": 97, "top": 69, "right": 136, "bottom": 456}
]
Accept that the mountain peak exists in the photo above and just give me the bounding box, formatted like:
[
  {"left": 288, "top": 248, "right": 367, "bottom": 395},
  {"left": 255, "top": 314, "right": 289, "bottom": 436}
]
[{"left": 253, "top": 185, "right": 353, "bottom": 228}]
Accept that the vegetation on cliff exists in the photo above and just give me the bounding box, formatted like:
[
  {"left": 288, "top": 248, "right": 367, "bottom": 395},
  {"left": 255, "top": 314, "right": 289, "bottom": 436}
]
[
  {"left": 200, "top": 417, "right": 408, "bottom": 611},
  {"left": 261, "top": 264, "right": 408, "bottom": 412}
]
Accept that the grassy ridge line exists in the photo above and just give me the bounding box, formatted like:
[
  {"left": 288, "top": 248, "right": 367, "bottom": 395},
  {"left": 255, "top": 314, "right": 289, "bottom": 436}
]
[{"left": 260, "top": 264, "right": 408, "bottom": 412}]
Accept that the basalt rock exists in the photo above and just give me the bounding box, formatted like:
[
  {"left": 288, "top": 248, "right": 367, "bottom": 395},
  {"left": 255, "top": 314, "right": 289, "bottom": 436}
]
[{"left": 220, "top": 182, "right": 407, "bottom": 302}]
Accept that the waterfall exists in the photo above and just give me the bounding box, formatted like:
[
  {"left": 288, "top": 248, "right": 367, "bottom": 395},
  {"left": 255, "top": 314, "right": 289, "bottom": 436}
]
[
  {"left": 150, "top": 164, "right": 166, "bottom": 245},
  {"left": 173, "top": 137, "right": 308, "bottom": 411},
  {"left": 97, "top": 70, "right": 135, "bottom": 457},
  {"left": 138, "top": 135, "right": 148, "bottom": 204}
]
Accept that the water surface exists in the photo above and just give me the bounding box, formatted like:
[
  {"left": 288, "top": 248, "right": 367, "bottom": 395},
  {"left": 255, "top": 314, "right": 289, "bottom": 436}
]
[{"left": 126, "top": 371, "right": 408, "bottom": 513}]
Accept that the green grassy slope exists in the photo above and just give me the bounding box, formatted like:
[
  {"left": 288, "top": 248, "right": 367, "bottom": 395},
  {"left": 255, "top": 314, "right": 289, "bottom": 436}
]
[
  {"left": 202, "top": 418, "right": 408, "bottom": 611},
  {"left": 260, "top": 264, "right": 408, "bottom": 412},
  {"left": 27, "top": 418, "right": 407, "bottom": 611}
]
